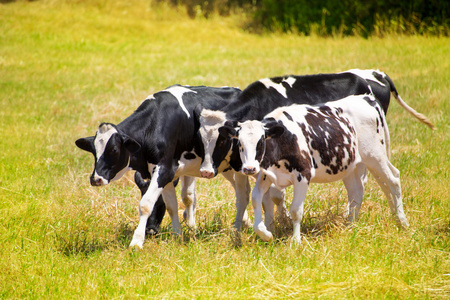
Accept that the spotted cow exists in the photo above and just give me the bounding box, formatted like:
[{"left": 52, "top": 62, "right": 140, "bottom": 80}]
[
  {"left": 220, "top": 94, "right": 409, "bottom": 243},
  {"left": 197, "top": 69, "right": 433, "bottom": 230}
]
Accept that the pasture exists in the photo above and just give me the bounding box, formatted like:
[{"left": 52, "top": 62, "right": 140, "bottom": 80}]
[{"left": 0, "top": 0, "right": 448, "bottom": 298}]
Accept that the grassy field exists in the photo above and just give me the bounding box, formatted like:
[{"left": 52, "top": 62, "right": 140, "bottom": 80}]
[{"left": 0, "top": 0, "right": 449, "bottom": 298}]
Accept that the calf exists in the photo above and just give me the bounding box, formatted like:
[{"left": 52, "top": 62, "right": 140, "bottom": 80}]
[
  {"left": 221, "top": 94, "right": 409, "bottom": 243},
  {"left": 75, "top": 85, "right": 250, "bottom": 248},
  {"left": 197, "top": 69, "right": 433, "bottom": 229}
]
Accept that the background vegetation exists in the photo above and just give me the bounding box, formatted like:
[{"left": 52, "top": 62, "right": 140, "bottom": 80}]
[
  {"left": 162, "top": 0, "right": 449, "bottom": 36},
  {"left": 0, "top": 0, "right": 449, "bottom": 298}
]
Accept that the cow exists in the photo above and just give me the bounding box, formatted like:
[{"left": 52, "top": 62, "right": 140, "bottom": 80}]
[
  {"left": 219, "top": 94, "right": 409, "bottom": 243},
  {"left": 75, "top": 85, "right": 255, "bottom": 248},
  {"left": 197, "top": 69, "right": 434, "bottom": 229}
]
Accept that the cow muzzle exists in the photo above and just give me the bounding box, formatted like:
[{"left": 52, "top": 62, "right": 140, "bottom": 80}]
[
  {"left": 242, "top": 166, "right": 257, "bottom": 175},
  {"left": 200, "top": 168, "right": 215, "bottom": 179},
  {"left": 90, "top": 175, "right": 107, "bottom": 186}
]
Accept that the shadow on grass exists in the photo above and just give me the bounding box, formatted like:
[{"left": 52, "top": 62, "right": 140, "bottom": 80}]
[
  {"left": 55, "top": 206, "right": 348, "bottom": 255},
  {"left": 55, "top": 230, "right": 109, "bottom": 257}
]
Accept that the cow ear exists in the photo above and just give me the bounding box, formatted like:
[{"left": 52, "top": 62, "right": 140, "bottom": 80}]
[
  {"left": 264, "top": 122, "right": 284, "bottom": 139},
  {"left": 123, "top": 136, "right": 141, "bottom": 153},
  {"left": 218, "top": 125, "right": 237, "bottom": 139},
  {"left": 224, "top": 120, "right": 237, "bottom": 128},
  {"left": 75, "top": 136, "right": 95, "bottom": 153}
]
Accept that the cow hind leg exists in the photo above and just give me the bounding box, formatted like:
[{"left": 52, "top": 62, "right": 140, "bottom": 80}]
[
  {"left": 343, "top": 164, "right": 366, "bottom": 223},
  {"left": 181, "top": 176, "right": 197, "bottom": 229},
  {"left": 162, "top": 184, "right": 183, "bottom": 237},
  {"left": 262, "top": 191, "right": 275, "bottom": 232},
  {"left": 366, "top": 159, "right": 409, "bottom": 229},
  {"left": 271, "top": 187, "right": 289, "bottom": 219},
  {"left": 263, "top": 186, "right": 288, "bottom": 232}
]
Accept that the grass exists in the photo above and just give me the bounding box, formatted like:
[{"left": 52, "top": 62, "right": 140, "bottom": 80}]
[{"left": 0, "top": 0, "right": 449, "bottom": 298}]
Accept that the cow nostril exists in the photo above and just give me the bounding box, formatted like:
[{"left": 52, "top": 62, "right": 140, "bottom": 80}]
[
  {"left": 243, "top": 167, "right": 257, "bottom": 175},
  {"left": 200, "top": 170, "right": 214, "bottom": 178},
  {"left": 91, "top": 177, "right": 104, "bottom": 186}
]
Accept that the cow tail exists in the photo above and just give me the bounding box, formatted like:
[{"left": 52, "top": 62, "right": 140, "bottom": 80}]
[
  {"left": 381, "top": 111, "right": 391, "bottom": 160},
  {"left": 384, "top": 74, "right": 436, "bottom": 130}
]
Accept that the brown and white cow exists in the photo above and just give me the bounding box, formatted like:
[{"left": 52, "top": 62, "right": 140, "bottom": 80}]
[{"left": 219, "top": 94, "right": 409, "bottom": 243}]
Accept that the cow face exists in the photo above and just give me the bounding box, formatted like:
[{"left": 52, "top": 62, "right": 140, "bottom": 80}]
[
  {"left": 221, "top": 120, "right": 284, "bottom": 176},
  {"left": 75, "top": 123, "right": 141, "bottom": 186},
  {"left": 197, "top": 108, "right": 235, "bottom": 179}
]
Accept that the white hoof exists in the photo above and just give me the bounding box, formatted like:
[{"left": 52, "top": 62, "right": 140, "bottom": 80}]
[
  {"left": 398, "top": 218, "right": 410, "bottom": 229},
  {"left": 291, "top": 235, "right": 301, "bottom": 245},
  {"left": 129, "top": 233, "right": 145, "bottom": 248},
  {"left": 129, "top": 239, "right": 143, "bottom": 249},
  {"left": 255, "top": 223, "right": 273, "bottom": 242},
  {"left": 242, "top": 217, "right": 253, "bottom": 229}
]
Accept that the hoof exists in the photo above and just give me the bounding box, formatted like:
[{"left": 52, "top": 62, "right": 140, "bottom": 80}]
[
  {"left": 129, "top": 236, "right": 144, "bottom": 249},
  {"left": 398, "top": 218, "right": 410, "bottom": 230},
  {"left": 255, "top": 223, "right": 273, "bottom": 242}
]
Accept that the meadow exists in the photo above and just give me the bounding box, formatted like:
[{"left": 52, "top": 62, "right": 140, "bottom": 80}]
[{"left": 0, "top": 0, "right": 449, "bottom": 298}]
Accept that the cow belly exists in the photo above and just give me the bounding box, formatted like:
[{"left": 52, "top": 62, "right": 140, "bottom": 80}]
[{"left": 311, "top": 159, "right": 359, "bottom": 183}]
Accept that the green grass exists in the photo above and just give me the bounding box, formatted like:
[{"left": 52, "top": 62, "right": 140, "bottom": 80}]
[{"left": 0, "top": 0, "right": 449, "bottom": 298}]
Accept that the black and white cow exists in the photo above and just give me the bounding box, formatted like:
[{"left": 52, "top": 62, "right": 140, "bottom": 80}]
[
  {"left": 75, "top": 85, "right": 250, "bottom": 248},
  {"left": 197, "top": 69, "right": 433, "bottom": 229},
  {"left": 221, "top": 94, "right": 409, "bottom": 243}
]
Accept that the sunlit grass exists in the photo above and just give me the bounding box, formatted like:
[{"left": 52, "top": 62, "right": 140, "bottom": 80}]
[{"left": 0, "top": 0, "right": 448, "bottom": 298}]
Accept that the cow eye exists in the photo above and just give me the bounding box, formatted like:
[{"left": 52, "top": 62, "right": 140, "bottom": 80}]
[{"left": 112, "top": 146, "right": 119, "bottom": 154}]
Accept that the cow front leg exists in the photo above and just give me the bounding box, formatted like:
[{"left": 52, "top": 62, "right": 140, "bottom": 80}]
[
  {"left": 130, "top": 178, "right": 164, "bottom": 248},
  {"left": 291, "top": 180, "right": 309, "bottom": 244},
  {"left": 181, "top": 176, "right": 197, "bottom": 228},
  {"left": 222, "top": 170, "right": 251, "bottom": 230},
  {"left": 252, "top": 173, "right": 273, "bottom": 241}
]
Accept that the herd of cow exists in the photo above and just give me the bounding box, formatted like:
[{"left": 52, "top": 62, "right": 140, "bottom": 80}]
[{"left": 75, "top": 69, "right": 435, "bottom": 248}]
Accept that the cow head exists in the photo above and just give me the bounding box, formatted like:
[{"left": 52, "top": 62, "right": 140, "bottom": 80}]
[
  {"left": 220, "top": 119, "right": 284, "bottom": 175},
  {"left": 75, "top": 123, "right": 141, "bottom": 186},
  {"left": 195, "top": 107, "right": 235, "bottom": 179}
]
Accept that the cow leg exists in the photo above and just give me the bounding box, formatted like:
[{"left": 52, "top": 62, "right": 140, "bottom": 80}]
[
  {"left": 222, "top": 170, "right": 251, "bottom": 230},
  {"left": 343, "top": 164, "right": 366, "bottom": 223},
  {"left": 130, "top": 165, "right": 178, "bottom": 248},
  {"left": 262, "top": 186, "right": 287, "bottom": 232},
  {"left": 145, "top": 195, "right": 166, "bottom": 236},
  {"left": 366, "top": 159, "right": 409, "bottom": 229},
  {"left": 262, "top": 191, "right": 275, "bottom": 232},
  {"left": 181, "top": 176, "right": 197, "bottom": 228},
  {"left": 162, "top": 183, "right": 182, "bottom": 236},
  {"left": 130, "top": 178, "right": 164, "bottom": 248},
  {"left": 291, "top": 180, "right": 309, "bottom": 244},
  {"left": 271, "top": 187, "right": 288, "bottom": 218},
  {"left": 252, "top": 173, "right": 273, "bottom": 241}
]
